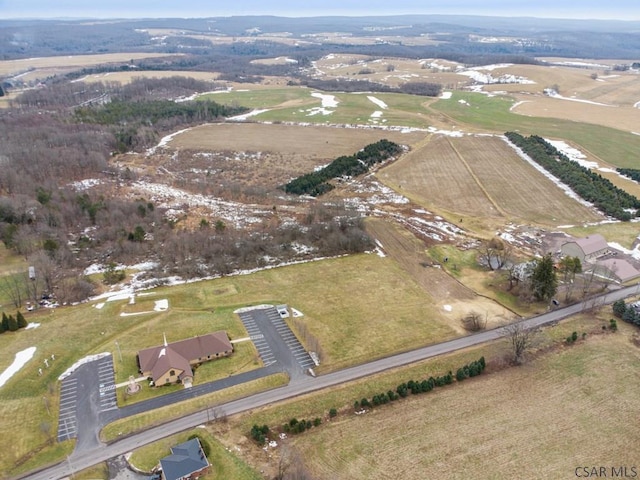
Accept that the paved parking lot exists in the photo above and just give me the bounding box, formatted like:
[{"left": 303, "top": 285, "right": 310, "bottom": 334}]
[
  {"left": 56, "top": 353, "right": 117, "bottom": 447},
  {"left": 97, "top": 356, "right": 117, "bottom": 412},
  {"left": 237, "top": 306, "right": 315, "bottom": 379},
  {"left": 238, "top": 312, "right": 277, "bottom": 367},
  {"left": 57, "top": 377, "right": 78, "bottom": 442}
]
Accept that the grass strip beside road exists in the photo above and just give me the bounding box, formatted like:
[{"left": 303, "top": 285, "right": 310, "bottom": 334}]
[{"left": 101, "top": 372, "right": 289, "bottom": 442}]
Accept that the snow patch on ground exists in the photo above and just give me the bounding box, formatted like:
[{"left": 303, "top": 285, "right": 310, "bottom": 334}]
[
  {"left": 0, "top": 347, "right": 36, "bottom": 388},
  {"left": 552, "top": 61, "right": 610, "bottom": 68},
  {"left": 228, "top": 109, "right": 271, "bottom": 121},
  {"left": 130, "top": 180, "right": 269, "bottom": 228},
  {"left": 510, "top": 100, "right": 531, "bottom": 111},
  {"left": 546, "top": 139, "right": 626, "bottom": 179},
  {"left": 25, "top": 323, "right": 40, "bottom": 330},
  {"left": 146, "top": 127, "right": 194, "bottom": 155},
  {"left": 543, "top": 89, "right": 613, "bottom": 107},
  {"left": 367, "top": 96, "right": 388, "bottom": 109},
  {"left": 154, "top": 299, "right": 169, "bottom": 311},
  {"left": 457, "top": 64, "right": 535, "bottom": 85},
  {"left": 440, "top": 91, "right": 452, "bottom": 99},
  {"left": 69, "top": 178, "right": 103, "bottom": 191},
  {"left": 58, "top": 352, "right": 111, "bottom": 381},
  {"left": 311, "top": 92, "right": 339, "bottom": 108},
  {"left": 427, "top": 127, "right": 464, "bottom": 137},
  {"left": 502, "top": 136, "right": 600, "bottom": 213},
  {"left": 443, "top": 305, "right": 453, "bottom": 312},
  {"left": 608, "top": 242, "right": 640, "bottom": 261},
  {"left": 234, "top": 304, "right": 274, "bottom": 314},
  {"left": 374, "top": 239, "right": 386, "bottom": 257}
]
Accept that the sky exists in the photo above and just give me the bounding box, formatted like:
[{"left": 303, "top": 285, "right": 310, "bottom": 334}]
[{"left": 1, "top": 0, "right": 639, "bottom": 20}]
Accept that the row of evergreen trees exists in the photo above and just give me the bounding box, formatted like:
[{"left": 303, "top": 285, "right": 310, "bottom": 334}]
[
  {"left": 0, "top": 311, "right": 28, "bottom": 334},
  {"left": 617, "top": 168, "right": 640, "bottom": 183},
  {"left": 612, "top": 299, "right": 640, "bottom": 327},
  {"left": 283, "top": 139, "right": 402, "bottom": 196},
  {"left": 354, "top": 357, "right": 486, "bottom": 410},
  {"left": 506, "top": 132, "right": 640, "bottom": 221}
]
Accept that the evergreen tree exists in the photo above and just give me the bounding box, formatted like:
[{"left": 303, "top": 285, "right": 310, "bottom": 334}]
[
  {"left": 0, "top": 314, "right": 5, "bottom": 334},
  {"left": 1, "top": 312, "right": 9, "bottom": 332},
  {"left": 16, "top": 311, "right": 27, "bottom": 329},
  {"left": 612, "top": 299, "right": 627, "bottom": 318},
  {"left": 8, "top": 314, "right": 18, "bottom": 332},
  {"left": 531, "top": 254, "right": 558, "bottom": 302}
]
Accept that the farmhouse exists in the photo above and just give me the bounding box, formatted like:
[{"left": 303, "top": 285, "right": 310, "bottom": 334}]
[
  {"left": 560, "top": 234, "right": 609, "bottom": 263},
  {"left": 160, "top": 438, "right": 210, "bottom": 480},
  {"left": 137, "top": 331, "right": 233, "bottom": 387},
  {"left": 591, "top": 258, "right": 640, "bottom": 283}
]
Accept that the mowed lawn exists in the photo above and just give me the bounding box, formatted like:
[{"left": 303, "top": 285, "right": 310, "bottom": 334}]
[
  {"left": 203, "top": 86, "right": 436, "bottom": 128},
  {"left": 380, "top": 134, "right": 601, "bottom": 226},
  {"left": 290, "top": 331, "right": 640, "bottom": 480},
  {"left": 0, "top": 253, "right": 455, "bottom": 476}
]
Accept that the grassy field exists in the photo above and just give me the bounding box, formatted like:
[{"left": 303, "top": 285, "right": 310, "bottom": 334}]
[
  {"left": 379, "top": 134, "right": 601, "bottom": 227},
  {"left": 217, "top": 312, "right": 618, "bottom": 478},
  {"left": 365, "top": 217, "right": 516, "bottom": 331},
  {"left": 202, "top": 87, "right": 438, "bottom": 128},
  {"left": 101, "top": 372, "right": 289, "bottom": 442},
  {"left": 286, "top": 326, "right": 640, "bottom": 479},
  {"left": 128, "top": 429, "right": 261, "bottom": 479},
  {"left": 0, "top": 252, "right": 467, "bottom": 475},
  {"left": 430, "top": 91, "right": 640, "bottom": 168}
]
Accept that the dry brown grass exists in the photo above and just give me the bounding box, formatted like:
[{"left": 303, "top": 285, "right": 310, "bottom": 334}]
[
  {"left": 380, "top": 134, "right": 601, "bottom": 226},
  {"left": 365, "top": 217, "right": 514, "bottom": 332},
  {"left": 290, "top": 330, "right": 640, "bottom": 480},
  {"left": 169, "top": 123, "right": 425, "bottom": 156},
  {"left": 511, "top": 96, "right": 640, "bottom": 133},
  {"left": 0, "top": 53, "right": 176, "bottom": 76},
  {"left": 76, "top": 70, "right": 221, "bottom": 84}
]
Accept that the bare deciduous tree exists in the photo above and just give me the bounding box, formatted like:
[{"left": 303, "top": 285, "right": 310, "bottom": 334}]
[
  {"left": 503, "top": 322, "right": 539, "bottom": 364},
  {"left": 461, "top": 311, "right": 488, "bottom": 332}
]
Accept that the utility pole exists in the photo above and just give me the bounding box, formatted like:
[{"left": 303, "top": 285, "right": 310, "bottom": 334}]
[{"left": 115, "top": 341, "right": 123, "bottom": 363}]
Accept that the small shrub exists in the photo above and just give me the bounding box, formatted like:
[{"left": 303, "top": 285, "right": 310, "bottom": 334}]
[{"left": 329, "top": 408, "right": 337, "bottom": 418}]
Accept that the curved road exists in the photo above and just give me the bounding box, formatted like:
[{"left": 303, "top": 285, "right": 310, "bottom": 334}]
[{"left": 19, "top": 285, "right": 638, "bottom": 480}]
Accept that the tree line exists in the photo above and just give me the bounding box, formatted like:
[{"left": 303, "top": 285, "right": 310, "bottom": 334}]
[
  {"left": 617, "top": 168, "right": 640, "bottom": 183},
  {"left": 297, "top": 78, "right": 442, "bottom": 97},
  {"left": 506, "top": 132, "right": 640, "bottom": 220},
  {"left": 0, "top": 311, "right": 28, "bottom": 334},
  {"left": 283, "top": 139, "right": 402, "bottom": 196},
  {"left": 612, "top": 299, "right": 640, "bottom": 328}
]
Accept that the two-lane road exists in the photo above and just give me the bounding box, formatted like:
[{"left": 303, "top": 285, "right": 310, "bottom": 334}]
[{"left": 19, "top": 284, "right": 639, "bottom": 480}]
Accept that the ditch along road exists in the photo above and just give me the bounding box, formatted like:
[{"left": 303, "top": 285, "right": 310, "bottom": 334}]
[{"left": 20, "top": 284, "right": 639, "bottom": 480}]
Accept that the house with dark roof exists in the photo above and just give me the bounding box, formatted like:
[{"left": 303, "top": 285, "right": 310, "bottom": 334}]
[
  {"left": 560, "top": 234, "right": 609, "bottom": 263},
  {"left": 137, "top": 331, "right": 233, "bottom": 387},
  {"left": 160, "top": 438, "right": 210, "bottom": 480}
]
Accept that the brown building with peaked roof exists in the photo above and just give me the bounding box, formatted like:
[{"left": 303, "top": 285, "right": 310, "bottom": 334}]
[
  {"left": 138, "top": 331, "right": 233, "bottom": 387},
  {"left": 560, "top": 234, "right": 609, "bottom": 263}
]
